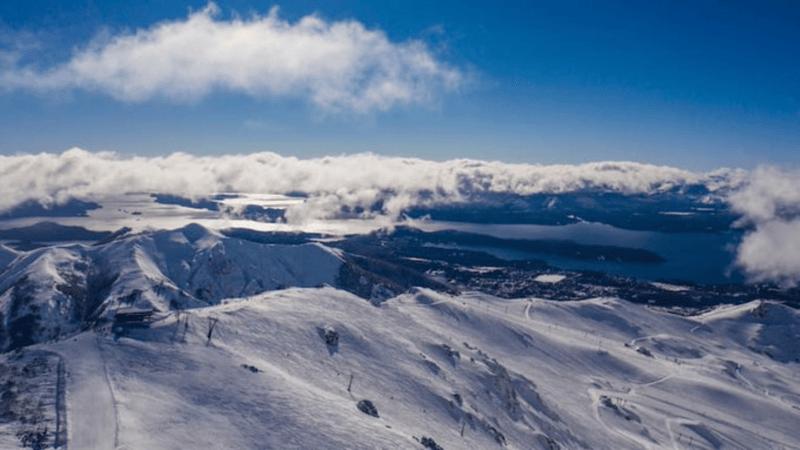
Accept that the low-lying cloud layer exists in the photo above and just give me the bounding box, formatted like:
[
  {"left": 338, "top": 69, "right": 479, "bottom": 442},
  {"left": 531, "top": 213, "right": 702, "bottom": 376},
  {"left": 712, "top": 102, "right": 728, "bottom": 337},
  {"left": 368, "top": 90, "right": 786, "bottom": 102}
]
[
  {"left": 0, "top": 148, "right": 723, "bottom": 218},
  {"left": 1, "top": 148, "right": 797, "bottom": 287},
  {"left": 0, "top": 3, "right": 460, "bottom": 112}
]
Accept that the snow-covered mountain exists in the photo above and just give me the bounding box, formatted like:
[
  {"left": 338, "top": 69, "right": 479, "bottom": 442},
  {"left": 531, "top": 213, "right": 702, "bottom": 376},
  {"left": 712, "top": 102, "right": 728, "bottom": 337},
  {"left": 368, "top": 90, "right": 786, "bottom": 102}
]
[
  {"left": 0, "top": 224, "right": 345, "bottom": 351},
  {"left": 0, "top": 215, "right": 799, "bottom": 449},
  {"left": 4, "top": 287, "right": 797, "bottom": 449},
  {"left": 0, "top": 243, "right": 18, "bottom": 272}
]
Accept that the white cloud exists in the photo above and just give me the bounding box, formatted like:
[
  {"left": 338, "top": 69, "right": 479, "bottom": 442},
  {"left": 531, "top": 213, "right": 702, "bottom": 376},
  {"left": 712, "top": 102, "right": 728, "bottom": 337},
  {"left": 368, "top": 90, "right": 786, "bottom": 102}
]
[
  {"left": 0, "top": 3, "right": 461, "bottom": 113},
  {"left": 7, "top": 149, "right": 800, "bottom": 286},
  {"left": 727, "top": 166, "right": 800, "bottom": 224},
  {"left": 735, "top": 219, "right": 800, "bottom": 287},
  {"left": 728, "top": 166, "right": 800, "bottom": 287},
  {"left": 0, "top": 148, "right": 727, "bottom": 219}
]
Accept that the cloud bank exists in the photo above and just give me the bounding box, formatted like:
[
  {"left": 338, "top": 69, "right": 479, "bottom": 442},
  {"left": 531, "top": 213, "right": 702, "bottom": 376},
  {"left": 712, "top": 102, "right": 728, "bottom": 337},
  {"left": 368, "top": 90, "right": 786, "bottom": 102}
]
[
  {"left": 0, "top": 149, "right": 738, "bottom": 224},
  {"left": 728, "top": 166, "right": 800, "bottom": 287},
  {"left": 0, "top": 3, "right": 461, "bottom": 112},
  {"left": 3, "top": 149, "right": 798, "bottom": 287}
]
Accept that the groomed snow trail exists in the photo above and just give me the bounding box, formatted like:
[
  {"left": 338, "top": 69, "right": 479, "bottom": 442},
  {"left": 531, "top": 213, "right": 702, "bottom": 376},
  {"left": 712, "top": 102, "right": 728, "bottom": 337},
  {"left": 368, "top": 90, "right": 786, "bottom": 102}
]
[{"left": 53, "top": 332, "right": 118, "bottom": 450}]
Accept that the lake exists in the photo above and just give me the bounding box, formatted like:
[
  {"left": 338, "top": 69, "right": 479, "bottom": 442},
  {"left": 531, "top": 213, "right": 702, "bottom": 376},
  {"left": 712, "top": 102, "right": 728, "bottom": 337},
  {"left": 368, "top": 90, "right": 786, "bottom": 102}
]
[{"left": 410, "top": 220, "right": 744, "bottom": 285}]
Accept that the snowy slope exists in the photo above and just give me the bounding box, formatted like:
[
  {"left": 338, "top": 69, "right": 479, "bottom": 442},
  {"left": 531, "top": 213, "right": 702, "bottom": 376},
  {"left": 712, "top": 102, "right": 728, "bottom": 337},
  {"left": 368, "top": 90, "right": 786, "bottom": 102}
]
[
  {"left": 0, "top": 224, "right": 344, "bottom": 352},
  {"left": 36, "top": 287, "right": 800, "bottom": 450},
  {"left": 2, "top": 216, "right": 799, "bottom": 450},
  {"left": 0, "top": 244, "right": 93, "bottom": 349},
  {"left": 0, "top": 243, "right": 18, "bottom": 272},
  {"left": 91, "top": 223, "right": 343, "bottom": 315}
]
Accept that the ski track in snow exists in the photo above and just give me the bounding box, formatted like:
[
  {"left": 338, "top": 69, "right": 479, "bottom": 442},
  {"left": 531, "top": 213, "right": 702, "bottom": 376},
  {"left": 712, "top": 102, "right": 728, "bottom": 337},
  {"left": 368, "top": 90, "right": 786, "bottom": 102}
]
[{"left": 51, "top": 333, "right": 118, "bottom": 450}]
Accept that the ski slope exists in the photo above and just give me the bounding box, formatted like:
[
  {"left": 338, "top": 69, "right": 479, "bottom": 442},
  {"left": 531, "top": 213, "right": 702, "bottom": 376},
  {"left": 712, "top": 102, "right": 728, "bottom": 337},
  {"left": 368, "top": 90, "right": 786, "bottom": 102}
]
[
  {"left": 38, "top": 287, "right": 800, "bottom": 450},
  {"left": 50, "top": 333, "right": 117, "bottom": 450}
]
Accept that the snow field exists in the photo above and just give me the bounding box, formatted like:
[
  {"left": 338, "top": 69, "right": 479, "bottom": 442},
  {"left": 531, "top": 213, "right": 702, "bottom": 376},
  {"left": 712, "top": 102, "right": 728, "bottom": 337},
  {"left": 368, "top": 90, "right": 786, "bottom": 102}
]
[{"left": 40, "top": 287, "right": 800, "bottom": 449}]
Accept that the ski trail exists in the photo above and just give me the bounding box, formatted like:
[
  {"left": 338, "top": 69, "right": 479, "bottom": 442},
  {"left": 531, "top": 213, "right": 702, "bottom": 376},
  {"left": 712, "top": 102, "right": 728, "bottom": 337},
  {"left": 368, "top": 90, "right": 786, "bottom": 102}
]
[
  {"left": 638, "top": 374, "right": 674, "bottom": 389},
  {"left": 53, "top": 332, "right": 118, "bottom": 450},
  {"left": 665, "top": 418, "right": 680, "bottom": 450},
  {"left": 689, "top": 318, "right": 710, "bottom": 334},
  {"left": 586, "top": 388, "right": 649, "bottom": 450},
  {"left": 735, "top": 365, "right": 756, "bottom": 391},
  {"left": 628, "top": 333, "right": 674, "bottom": 347},
  {"left": 54, "top": 357, "right": 67, "bottom": 448}
]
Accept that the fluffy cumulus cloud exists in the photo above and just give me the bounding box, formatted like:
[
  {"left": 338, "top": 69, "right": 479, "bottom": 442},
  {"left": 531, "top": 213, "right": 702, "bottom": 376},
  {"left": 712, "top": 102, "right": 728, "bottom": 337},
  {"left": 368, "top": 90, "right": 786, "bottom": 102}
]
[
  {"left": 734, "top": 220, "right": 800, "bottom": 287},
  {"left": 728, "top": 166, "right": 800, "bottom": 287},
  {"left": 0, "top": 3, "right": 461, "bottom": 112}
]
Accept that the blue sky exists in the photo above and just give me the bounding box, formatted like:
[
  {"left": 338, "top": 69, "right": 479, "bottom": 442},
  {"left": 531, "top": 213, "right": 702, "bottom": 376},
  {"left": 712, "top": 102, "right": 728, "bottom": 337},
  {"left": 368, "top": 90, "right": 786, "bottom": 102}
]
[{"left": 0, "top": 0, "right": 798, "bottom": 170}]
